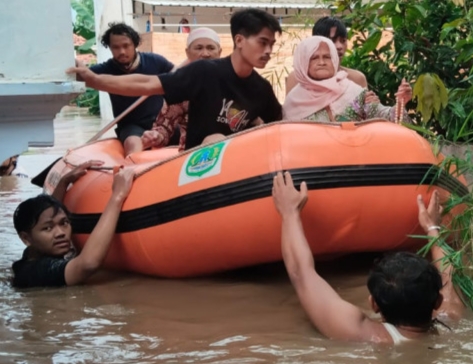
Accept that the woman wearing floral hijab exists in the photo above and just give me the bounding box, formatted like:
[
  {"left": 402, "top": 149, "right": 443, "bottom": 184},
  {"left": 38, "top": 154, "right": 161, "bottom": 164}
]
[{"left": 283, "top": 36, "right": 412, "bottom": 123}]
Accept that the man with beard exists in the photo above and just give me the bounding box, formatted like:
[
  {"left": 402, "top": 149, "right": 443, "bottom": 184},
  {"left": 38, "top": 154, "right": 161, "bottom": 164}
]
[
  {"left": 69, "top": 9, "right": 282, "bottom": 150},
  {"left": 77, "top": 23, "right": 174, "bottom": 155}
]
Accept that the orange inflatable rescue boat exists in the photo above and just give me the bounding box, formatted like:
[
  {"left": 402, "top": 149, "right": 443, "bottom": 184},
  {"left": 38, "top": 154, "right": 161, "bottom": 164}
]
[{"left": 42, "top": 121, "right": 467, "bottom": 278}]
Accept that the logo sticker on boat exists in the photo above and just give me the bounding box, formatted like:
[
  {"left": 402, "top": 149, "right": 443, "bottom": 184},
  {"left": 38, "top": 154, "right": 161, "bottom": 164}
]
[{"left": 178, "top": 140, "right": 230, "bottom": 185}]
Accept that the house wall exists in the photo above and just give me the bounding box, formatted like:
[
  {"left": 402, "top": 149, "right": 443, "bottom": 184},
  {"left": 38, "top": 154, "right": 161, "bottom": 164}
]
[
  {"left": 0, "top": 1, "right": 84, "bottom": 161},
  {"left": 131, "top": 3, "right": 320, "bottom": 34},
  {"left": 0, "top": 1, "right": 76, "bottom": 82}
]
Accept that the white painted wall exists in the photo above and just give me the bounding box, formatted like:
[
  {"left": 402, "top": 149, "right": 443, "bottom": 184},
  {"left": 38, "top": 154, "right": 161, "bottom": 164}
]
[
  {"left": 93, "top": 0, "right": 134, "bottom": 122},
  {"left": 0, "top": 1, "right": 76, "bottom": 82},
  {"left": 0, "top": 0, "right": 84, "bottom": 162}
]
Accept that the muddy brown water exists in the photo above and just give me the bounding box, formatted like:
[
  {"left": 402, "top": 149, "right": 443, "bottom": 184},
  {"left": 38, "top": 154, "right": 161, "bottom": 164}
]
[{"left": 1, "top": 108, "right": 472, "bottom": 363}]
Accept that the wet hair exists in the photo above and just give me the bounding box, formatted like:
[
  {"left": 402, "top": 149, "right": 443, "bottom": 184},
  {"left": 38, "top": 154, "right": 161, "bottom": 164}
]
[
  {"left": 13, "top": 194, "right": 69, "bottom": 234},
  {"left": 230, "top": 9, "right": 282, "bottom": 40},
  {"left": 312, "top": 16, "right": 347, "bottom": 39},
  {"left": 100, "top": 22, "right": 141, "bottom": 48},
  {"left": 367, "top": 252, "right": 443, "bottom": 328}
]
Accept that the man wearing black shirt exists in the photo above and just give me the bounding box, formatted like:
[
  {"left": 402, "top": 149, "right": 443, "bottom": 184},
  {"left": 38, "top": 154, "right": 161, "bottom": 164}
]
[
  {"left": 77, "top": 23, "right": 174, "bottom": 155},
  {"left": 11, "top": 163, "right": 134, "bottom": 288},
  {"left": 69, "top": 9, "right": 283, "bottom": 149}
]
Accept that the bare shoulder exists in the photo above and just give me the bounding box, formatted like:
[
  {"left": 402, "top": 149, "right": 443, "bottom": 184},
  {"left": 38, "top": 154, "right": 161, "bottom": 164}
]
[
  {"left": 286, "top": 71, "right": 297, "bottom": 95},
  {"left": 361, "top": 319, "right": 394, "bottom": 344},
  {"left": 341, "top": 67, "right": 368, "bottom": 88}
]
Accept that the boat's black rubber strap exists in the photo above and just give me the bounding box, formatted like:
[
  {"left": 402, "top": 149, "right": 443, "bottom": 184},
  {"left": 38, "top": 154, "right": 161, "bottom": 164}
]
[{"left": 70, "top": 163, "right": 468, "bottom": 234}]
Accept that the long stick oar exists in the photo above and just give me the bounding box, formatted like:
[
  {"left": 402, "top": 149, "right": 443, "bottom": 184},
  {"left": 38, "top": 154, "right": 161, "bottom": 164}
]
[
  {"left": 87, "top": 95, "right": 148, "bottom": 142},
  {"left": 32, "top": 95, "right": 148, "bottom": 187}
]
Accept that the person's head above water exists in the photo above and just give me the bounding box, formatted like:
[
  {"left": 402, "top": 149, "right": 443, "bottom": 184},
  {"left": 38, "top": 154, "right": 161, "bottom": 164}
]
[
  {"left": 368, "top": 251, "right": 443, "bottom": 328},
  {"left": 230, "top": 8, "right": 282, "bottom": 69},
  {"left": 185, "top": 27, "right": 222, "bottom": 61},
  {"left": 13, "top": 194, "right": 72, "bottom": 257},
  {"left": 312, "top": 16, "right": 348, "bottom": 62}
]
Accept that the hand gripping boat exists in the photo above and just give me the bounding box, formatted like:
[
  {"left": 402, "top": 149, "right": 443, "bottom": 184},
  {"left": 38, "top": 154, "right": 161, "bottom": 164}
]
[{"left": 42, "top": 120, "right": 468, "bottom": 278}]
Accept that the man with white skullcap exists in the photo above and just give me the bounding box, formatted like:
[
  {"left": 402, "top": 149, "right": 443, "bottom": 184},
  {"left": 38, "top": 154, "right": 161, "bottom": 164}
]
[
  {"left": 69, "top": 9, "right": 283, "bottom": 150},
  {"left": 142, "top": 27, "right": 222, "bottom": 150},
  {"left": 185, "top": 28, "right": 221, "bottom": 60}
]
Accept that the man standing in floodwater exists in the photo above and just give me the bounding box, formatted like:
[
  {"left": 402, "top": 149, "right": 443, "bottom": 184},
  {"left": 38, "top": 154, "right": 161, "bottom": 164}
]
[
  {"left": 273, "top": 171, "right": 464, "bottom": 344},
  {"left": 11, "top": 163, "right": 134, "bottom": 288},
  {"left": 76, "top": 23, "right": 174, "bottom": 156},
  {"left": 69, "top": 9, "right": 283, "bottom": 149}
]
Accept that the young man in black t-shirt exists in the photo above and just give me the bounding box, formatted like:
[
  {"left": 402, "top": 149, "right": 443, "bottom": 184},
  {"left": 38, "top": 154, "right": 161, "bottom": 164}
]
[
  {"left": 11, "top": 163, "right": 134, "bottom": 288},
  {"left": 69, "top": 9, "right": 283, "bottom": 150},
  {"left": 77, "top": 23, "right": 174, "bottom": 155}
]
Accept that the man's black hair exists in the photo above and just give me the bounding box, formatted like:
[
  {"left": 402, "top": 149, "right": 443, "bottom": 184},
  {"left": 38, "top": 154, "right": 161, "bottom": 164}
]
[
  {"left": 312, "top": 16, "right": 347, "bottom": 39},
  {"left": 13, "top": 194, "right": 69, "bottom": 234},
  {"left": 101, "top": 22, "right": 141, "bottom": 48},
  {"left": 230, "top": 8, "right": 282, "bottom": 39},
  {"left": 367, "top": 252, "right": 443, "bottom": 328}
]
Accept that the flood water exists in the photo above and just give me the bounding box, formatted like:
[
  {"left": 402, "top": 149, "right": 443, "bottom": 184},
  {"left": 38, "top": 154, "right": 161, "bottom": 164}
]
[{"left": 1, "top": 108, "right": 473, "bottom": 364}]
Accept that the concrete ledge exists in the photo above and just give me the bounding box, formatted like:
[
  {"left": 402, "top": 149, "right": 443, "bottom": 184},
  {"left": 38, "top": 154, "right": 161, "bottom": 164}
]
[
  {"left": 0, "top": 81, "right": 85, "bottom": 96},
  {"left": 0, "top": 81, "right": 85, "bottom": 161}
]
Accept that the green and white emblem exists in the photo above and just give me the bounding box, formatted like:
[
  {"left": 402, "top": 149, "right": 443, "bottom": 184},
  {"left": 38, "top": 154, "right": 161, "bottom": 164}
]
[{"left": 178, "top": 140, "right": 230, "bottom": 185}]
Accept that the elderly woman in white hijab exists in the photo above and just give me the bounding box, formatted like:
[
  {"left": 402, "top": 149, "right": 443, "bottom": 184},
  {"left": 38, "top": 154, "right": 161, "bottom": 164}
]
[
  {"left": 283, "top": 36, "right": 412, "bottom": 123},
  {"left": 142, "top": 28, "right": 222, "bottom": 151}
]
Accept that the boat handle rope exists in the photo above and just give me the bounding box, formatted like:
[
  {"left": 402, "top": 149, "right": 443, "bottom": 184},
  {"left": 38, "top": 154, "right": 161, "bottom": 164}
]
[{"left": 63, "top": 118, "right": 398, "bottom": 179}]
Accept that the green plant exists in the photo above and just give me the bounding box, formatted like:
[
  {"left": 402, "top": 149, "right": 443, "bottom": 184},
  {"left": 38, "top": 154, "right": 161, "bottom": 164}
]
[
  {"left": 71, "top": 0, "right": 99, "bottom": 115},
  {"left": 330, "top": 0, "right": 473, "bottom": 142},
  {"left": 71, "top": 0, "right": 96, "bottom": 54},
  {"left": 408, "top": 131, "right": 473, "bottom": 309},
  {"left": 74, "top": 88, "right": 100, "bottom": 115},
  {"left": 417, "top": 231, "right": 473, "bottom": 310}
]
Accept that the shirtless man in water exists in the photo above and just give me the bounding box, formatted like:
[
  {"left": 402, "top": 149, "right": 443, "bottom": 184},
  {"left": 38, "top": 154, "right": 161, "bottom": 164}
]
[{"left": 273, "top": 171, "right": 464, "bottom": 344}]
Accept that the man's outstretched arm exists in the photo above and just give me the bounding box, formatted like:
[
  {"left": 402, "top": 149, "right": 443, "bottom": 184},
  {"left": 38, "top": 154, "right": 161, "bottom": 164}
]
[
  {"left": 417, "top": 191, "right": 464, "bottom": 319},
  {"left": 67, "top": 67, "right": 164, "bottom": 96},
  {"left": 64, "top": 169, "right": 135, "bottom": 285},
  {"left": 273, "top": 172, "right": 385, "bottom": 342}
]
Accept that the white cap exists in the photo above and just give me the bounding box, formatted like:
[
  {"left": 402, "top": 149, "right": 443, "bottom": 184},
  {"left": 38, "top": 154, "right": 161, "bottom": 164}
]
[{"left": 186, "top": 27, "right": 221, "bottom": 47}]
